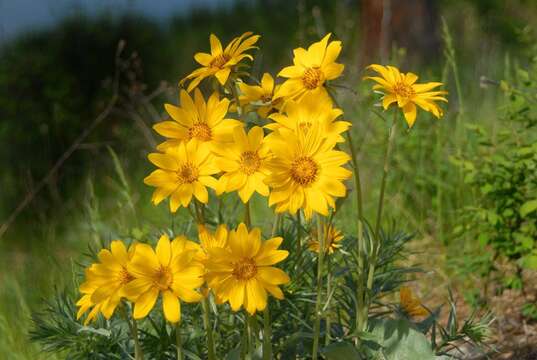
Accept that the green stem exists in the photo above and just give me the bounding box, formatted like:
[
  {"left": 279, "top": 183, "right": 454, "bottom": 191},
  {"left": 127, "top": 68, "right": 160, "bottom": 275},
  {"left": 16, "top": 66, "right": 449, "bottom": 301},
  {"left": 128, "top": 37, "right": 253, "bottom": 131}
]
[
  {"left": 244, "top": 201, "right": 251, "bottom": 227},
  {"left": 325, "top": 259, "right": 332, "bottom": 346},
  {"left": 121, "top": 305, "right": 143, "bottom": 360},
  {"left": 296, "top": 211, "right": 302, "bottom": 261},
  {"left": 312, "top": 215, "right": 325, "bottom": 360},
  {"left": 346, "top": 131, "right": 367, "bottom": 339},
  {"left": 263, "top": 214, "right": 280, "bottom": 360},
  {"left": 246, "top": 315, "right": 254, "bottom": 359},
  {"left": 192, "top": 201, "right": 216, "bottom": 359},
  {"left": 262, "top": 306, "right": 272, "bottom": 360},
  {"left": 230, "top": 81, "right": 245, "bottom": 121},
  {"left": 176, "top": 323, "right": 183, "bottom": 360},
  {"left": 365, "top": 112, "right": 397, "bottom": 322},
  {"left": 202, "top": 298, "right": 216, "bottom": 360}
]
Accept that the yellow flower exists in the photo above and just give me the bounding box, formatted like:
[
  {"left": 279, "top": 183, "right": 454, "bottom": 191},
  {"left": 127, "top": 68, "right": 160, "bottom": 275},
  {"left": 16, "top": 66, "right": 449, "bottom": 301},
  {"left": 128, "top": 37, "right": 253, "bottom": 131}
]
[
  {"left": 399, "top": 286, "right": 428, "bottom": 318},
  {"left": 76, "top": 241, "right": 136, "bottom": 325},
  {"left": 308, "top": 224, "right": 344, "bottom": 255},
  {"left": 364, "top": 64, "right": 448, "bottom": 128},
  {"left": 154, "top": 89, "right": 242, "bottom": 152},
  {"left": 238, "top": 73, "right": 282, "bottom": 118},
  {"left": 205, "top": 223, "right": 290, "bottom": 315},
  {"left": 181, "top": 32, "right": 260, "bottom": 92},
  {"left": 144, "top": 141, "right": 219, "bottom": 212},
  {"left": 123, "top": 234, "right": 204, "bottom": 323},
  {"left": 265, "top": 126, "right": 351, "bottom": 219},
  {"left": 266, "top": 92, "right": 350, "bottom": 143},
  {"left": 198, "top": 224, "right": 228, "bottom": 255},
  {"left": 212, "top": 126, "right": 271, "bottom": 203},
  {"left": 274, "top": 33, "right": 344, "bottom": 102}
]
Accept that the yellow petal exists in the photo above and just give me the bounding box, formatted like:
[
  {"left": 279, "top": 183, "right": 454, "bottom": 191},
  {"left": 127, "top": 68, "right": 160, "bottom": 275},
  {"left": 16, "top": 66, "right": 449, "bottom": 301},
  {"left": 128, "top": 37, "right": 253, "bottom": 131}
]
[
  {"left": 156, "top": 234, "right": 172, "bottom": 267},
  {"left": 133, "top": 287, "right": 159, "bottom": 319},
  {"left": 403, "top": 102, "right": 417, "bottom": 128},
  {"left": 162, "top": 290, "right": 181, "bottom": 323},
  {"left": 257, "top": 267, "right": 290, "bottom": 285},
  {"left": 209, "top": 33, "right": 223, "bottom": 55},
  {"left": 245, "top": 279, "right": 267, "bottom": 314},
  {"left": 215, "top": 68, "right": 231, "bottom": 85}
]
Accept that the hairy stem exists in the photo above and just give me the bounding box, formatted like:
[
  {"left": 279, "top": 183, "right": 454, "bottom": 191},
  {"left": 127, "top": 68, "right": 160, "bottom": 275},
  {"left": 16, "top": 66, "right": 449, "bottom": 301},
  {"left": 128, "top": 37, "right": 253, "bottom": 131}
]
[
  {"left": 312, "top": 215, "right": 325, "bottom": 360},
  {"left": 202, "top": 298, "right": 216, "bottom": 360},
  {"left": 263, "top": 214, "right": 280, "bottom": 360},
  {"left": 176, "top": 323, "right": 183, "bottom": 360},
  {"left": 192, "top": 200, "right": 216, "bottom": 359},
  {"left": 121, "top": 305, "right": 143, "bottom": 360},
  {"left": 365, "top": 112, "right": 397, "bottom": 328}
]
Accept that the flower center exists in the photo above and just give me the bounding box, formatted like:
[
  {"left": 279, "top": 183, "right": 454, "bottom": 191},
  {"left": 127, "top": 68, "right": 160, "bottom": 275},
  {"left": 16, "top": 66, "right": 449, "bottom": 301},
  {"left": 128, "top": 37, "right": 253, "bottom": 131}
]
[
  {"left": 239, "top": 151, "right": 261, "bottom": 175},
  {"left": 298, "top": 121, "right": 312, "bottom": 133},
  {"left": 154, "top": 266, "right": 173, "bottom": 290},
  {"left": 261, "top": 93, "right": 272, "bottom": 103},
  {"left": 393, "top": 82, "right": 415, "bottom": 99},
  {"left": 188, "top": 122, "right": 212, "bottom": 141},
  {"left": 177, "top": 164, "right": 199, "bottom": 184},
  {"left": 118, "top": 267, "right": 134, "bottom": 285},
  {"left": 232, "top": 258, "right": 258, "bottom": 280},
  {"left": 210, "top": 53, "right": 230, "bottom": 68},
  {"left": 302, "top": 67, "right": 324, "bottom": 90},
  {"left": 290, "top": 156, "right": 319, "bottom": 186}
]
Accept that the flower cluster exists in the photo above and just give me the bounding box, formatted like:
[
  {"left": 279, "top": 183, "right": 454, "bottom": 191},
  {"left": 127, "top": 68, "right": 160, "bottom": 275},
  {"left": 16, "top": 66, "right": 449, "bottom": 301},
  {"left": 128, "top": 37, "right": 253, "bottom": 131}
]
[{"left": 76, "top": 31, "right": 447, "bottom": 353}]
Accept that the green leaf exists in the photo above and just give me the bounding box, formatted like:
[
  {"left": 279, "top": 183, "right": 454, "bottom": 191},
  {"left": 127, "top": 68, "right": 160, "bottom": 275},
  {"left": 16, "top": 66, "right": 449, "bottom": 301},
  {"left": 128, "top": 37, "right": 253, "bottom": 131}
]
[
  {"left": 77, "top": 326, "right": 111, "bottom": 337},
  {"left": 521, "top": 254, "right": 537, "bottom": 269},
  {"left": 520, "top": 200, "right": 537, "bottom": 217},
  {"left": 367, "top": 318, "right": 435, "bottom": 360},
  {"left": 321, "top": 341, "right": 361, "bottom": 359},
  {"left": 225, "top": 347, "right": 241, "bottom": 360},
  {"left": 478, "top": 233, "right": 490, "bottom": 247}
]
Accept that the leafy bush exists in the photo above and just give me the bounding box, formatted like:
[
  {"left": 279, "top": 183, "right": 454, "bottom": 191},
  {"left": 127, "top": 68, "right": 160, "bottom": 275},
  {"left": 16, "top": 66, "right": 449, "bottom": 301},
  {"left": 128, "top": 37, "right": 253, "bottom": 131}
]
[{"left": 453, "top": 55, "right": 537, "bottom": 293}]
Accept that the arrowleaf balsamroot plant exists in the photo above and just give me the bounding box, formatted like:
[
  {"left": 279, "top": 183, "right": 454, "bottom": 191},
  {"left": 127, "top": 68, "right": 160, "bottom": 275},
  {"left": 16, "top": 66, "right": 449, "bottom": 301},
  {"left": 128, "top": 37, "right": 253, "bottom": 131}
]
[{"left": 30, "top": 31, "right": 494, "bottom": 359}]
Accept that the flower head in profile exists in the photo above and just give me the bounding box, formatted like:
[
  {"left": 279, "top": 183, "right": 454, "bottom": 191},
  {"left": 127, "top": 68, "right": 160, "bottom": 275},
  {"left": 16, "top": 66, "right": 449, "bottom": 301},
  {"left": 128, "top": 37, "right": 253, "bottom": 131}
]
[
  {"left": 266, "top": 92, "right": 350, "bottom": 143},
  {"left": 399, "top": 286, "right": 428, "bottom": 318},
  {"left": 308, "top": 224, "right": 344, "bottom": 255},
  {"left": 154, "top": 89, "right": 242, "bottom": 152},
  {"left": 274, "top": 33, "right": 344, "bottom": 102},
  {"left": 144, "top": 141, "right": 219, "bottom": 212},
  {"left": 365, "top": 64, "right": 448, "bottom": 128},
  {"left": 181, "top": 32, "right": 260, "bottom": 92},
  {"left": 76, "top": 241, "right": 136, "bottom": 325},
  {"left": 213, "top": 126, "right": 271, "bottom": 203},
  {"left": 265, "top": 125, "right": 351, "bottom": 219},
  {"left": 205, "top": 223, "right": 290, "bottom": 315},
  {"left": 123, "top": 234, "right": 204, "bottom": 323},
  {"left": 197, "top": 223, "right": 228, "bottom": 260},
  {"left": 239, "top": 73, "right": 282, "bottom": 118}
]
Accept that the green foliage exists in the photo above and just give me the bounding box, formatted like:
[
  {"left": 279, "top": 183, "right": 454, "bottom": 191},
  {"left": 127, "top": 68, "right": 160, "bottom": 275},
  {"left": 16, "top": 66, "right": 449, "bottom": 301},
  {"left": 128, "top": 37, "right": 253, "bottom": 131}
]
[
  {"left": 452, "top": 53, "right": 537, "bottom": 290},
  {"left": 30, "top": 292, "right": 130, "bottom": 359}
]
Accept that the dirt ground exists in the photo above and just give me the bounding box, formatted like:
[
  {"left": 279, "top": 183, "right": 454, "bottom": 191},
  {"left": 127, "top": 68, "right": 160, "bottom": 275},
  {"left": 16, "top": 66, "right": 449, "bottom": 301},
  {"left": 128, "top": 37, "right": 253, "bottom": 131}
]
[{"left": 408, "top": 237, "right": 537, "bottom": 359}]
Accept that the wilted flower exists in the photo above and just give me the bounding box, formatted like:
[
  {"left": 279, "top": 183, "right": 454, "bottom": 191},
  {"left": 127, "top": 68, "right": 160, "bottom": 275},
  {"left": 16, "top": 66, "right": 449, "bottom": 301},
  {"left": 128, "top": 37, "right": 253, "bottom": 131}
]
[
  {"left": 308, "top": 224, "right": 344, "bottom": 255},
  {"left": 399, "top": 286, "right": 428, "bottom": 318}
]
